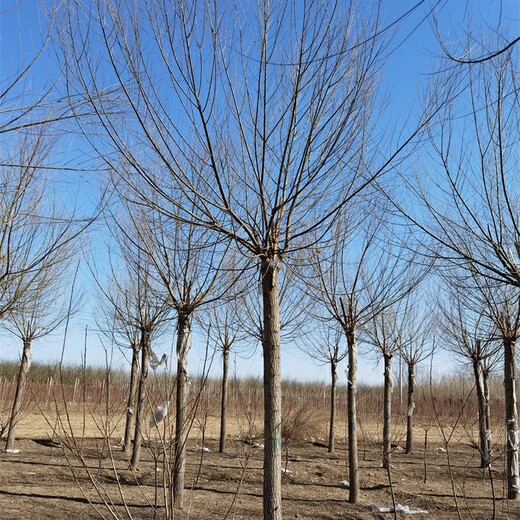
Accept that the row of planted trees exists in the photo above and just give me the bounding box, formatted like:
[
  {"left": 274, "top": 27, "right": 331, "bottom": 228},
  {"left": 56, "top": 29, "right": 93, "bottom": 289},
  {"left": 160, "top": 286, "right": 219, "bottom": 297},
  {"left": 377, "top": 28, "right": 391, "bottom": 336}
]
[{"left": 1, "top": 0, "right": 519, "bottom": 518}]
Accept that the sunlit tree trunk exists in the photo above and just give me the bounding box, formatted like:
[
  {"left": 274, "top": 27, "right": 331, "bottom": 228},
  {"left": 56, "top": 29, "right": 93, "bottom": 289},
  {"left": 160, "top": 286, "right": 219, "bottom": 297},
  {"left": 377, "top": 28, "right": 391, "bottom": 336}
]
[
  {"left": 6, "top": 338, "right": 31, "bottom": 450},
  {"left": 219, "top": 343, "right": 230, "bottom": 454},
  {"left": 123, "top": 340, "right": 139, "bottom": 454},
  {"left": 173, "top": 311, "right": 192, "bottom": 508},
  {"left": 473, "top": 358, "right": 490, "bottom": 468},
  {"left": 346, "top": 329, "right": 359, "bottom": 503},
  {"left": 261, "top": 258, "right": 282, "bottom": 520},
  {"left": 405, "top": 362, "right": 416, "bottom": 454},
  {"left": 130, "top": 328, "right": 150, "bottom": 471},
  {"left": 383, "top": 352, "right": 393, "bottom": 469},
  {"left": 504, "top": 337, "right": 519, "bottom": 499},
  {"left": 483, "top": 367, "right": 492, "bottom": 467},
  {"left": 328, "top": 360, "right": 338, "bottom": 454}
]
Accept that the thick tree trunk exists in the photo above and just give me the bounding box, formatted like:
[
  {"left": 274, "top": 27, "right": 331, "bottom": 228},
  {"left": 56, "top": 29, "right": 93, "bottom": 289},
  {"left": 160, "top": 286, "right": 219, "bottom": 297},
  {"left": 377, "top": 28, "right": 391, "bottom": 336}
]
[
  {"left": 383, "top": 353, "right": 393, "bottom": 469},
  {"left": 261, "top": 258, "right": 282, "bottom": 520},
  {"left": 473, "top": 359, "right": 489, "bottom": 468},
  {"left": 6, "top": 339, "right": 31, "bottom": 450},
  {"left": 405, "top": 362, "right": 416, "bottom": 454},
  {"left": 130, "top": 329, "right": 150, "bottom": 471},
  {"left": 328, "top": 360, "right": 338, "bottom": 454},
  {"left": 173, "top": 311, "right": 192, "bottom": 508},
  {"left": 347, "top": 329, "right": 359, "bottom": 503},
  {"left": 123, "top": 341, "right": 140, "bottom": 454},
  {"left": 219, "top": 344, "right": 230, "bottom": 454},
  {"left": 504, "top": 337, "right": 519, "bottom": 499}
]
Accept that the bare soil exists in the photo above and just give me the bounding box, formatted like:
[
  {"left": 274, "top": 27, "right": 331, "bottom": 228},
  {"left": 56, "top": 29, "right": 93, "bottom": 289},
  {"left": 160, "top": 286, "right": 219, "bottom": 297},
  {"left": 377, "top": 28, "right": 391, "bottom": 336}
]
[{"left": 1, "top": 409, "right": 519, "bottom": 519}]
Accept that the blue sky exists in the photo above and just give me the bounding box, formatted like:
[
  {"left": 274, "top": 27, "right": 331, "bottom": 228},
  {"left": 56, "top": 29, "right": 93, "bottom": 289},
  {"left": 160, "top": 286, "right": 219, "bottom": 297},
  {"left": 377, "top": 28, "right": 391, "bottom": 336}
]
[{"left": 0, "top": 1, "right": 519, "bottom": 385}]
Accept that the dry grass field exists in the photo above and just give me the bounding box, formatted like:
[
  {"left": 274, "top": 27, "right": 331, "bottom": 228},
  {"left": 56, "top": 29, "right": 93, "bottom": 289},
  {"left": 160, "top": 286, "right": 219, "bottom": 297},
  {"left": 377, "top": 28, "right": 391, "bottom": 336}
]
[{"left": 1, "top": 367, "right": 519, "bottom": 519}]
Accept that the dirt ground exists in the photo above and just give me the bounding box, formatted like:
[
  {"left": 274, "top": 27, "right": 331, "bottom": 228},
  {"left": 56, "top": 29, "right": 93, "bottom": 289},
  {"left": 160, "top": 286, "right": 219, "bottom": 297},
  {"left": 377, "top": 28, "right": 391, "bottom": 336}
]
[{"left": 1, "top": 409, "right": 519, "bottom": 520}]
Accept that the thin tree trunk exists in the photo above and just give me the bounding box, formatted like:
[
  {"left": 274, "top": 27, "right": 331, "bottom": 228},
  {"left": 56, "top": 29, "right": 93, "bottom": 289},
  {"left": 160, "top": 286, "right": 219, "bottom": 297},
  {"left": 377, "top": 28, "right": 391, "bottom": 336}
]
[
  {"left": 123, "top": 341, "right": 140, "bottom": 454},
  {"left": 261, "top": 258, "right": 282, "bottom": 520},
  {"left": 483, "top": 367, "right": 492, "bottom": 468},
  {"left": 173, "top": 311, "right": 192, "bottom": 508},
  {"left": 328, "top": 360, "right": 338, "bottom": 454},
  {"left": 398, "top": 353, "right": 403, "bottom": 415},
  {"left": 130, "top": 329, "right": 150, "bottom": 471},
  {"left": 405, "top": 362, "right": 416, "bottom": 454},
  {"left": 219, "top": 344, "right": 230, "bottom": 454},
  {"left": 347, "top": 329, "right": 359, "bottom": 503},
  {"left": 504, "top": 337, "right": 519, "bottom": 499},
  {"left": 473, "top": 359, "right": 489, "bottom": 468},
  {"left": 6, "top": 339, "right": 31, "bottom": 450},
  {"left": 383, "top": 352, "right": 393, "bottom": 469}
]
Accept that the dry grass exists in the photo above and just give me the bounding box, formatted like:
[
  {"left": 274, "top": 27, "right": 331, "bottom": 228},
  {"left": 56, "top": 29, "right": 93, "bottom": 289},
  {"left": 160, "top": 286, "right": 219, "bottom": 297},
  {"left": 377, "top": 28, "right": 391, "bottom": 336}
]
[{"left": 0, "top": 362, "right": 516, "bottom": 519}]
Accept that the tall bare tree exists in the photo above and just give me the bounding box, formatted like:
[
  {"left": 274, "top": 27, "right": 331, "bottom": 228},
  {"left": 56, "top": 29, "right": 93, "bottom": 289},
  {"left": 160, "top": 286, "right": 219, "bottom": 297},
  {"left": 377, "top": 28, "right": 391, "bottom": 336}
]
[
  {"left": 131, "top": 206, "right": 234, "bottom": 507},
  {"left": 59, "top": 1, "right": 441, "bottom": 516},
  {"left": 398, "top": 44, "right": 520, "bottom": 497}
]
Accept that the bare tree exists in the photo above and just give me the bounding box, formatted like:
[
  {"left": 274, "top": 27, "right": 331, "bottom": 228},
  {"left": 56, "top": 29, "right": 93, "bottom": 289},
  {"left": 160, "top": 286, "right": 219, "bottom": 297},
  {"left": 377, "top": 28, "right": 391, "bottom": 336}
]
[
  {"left": 437, "top": 276, "right": 500, "bottom": 468},
  {"left": 396, "top": 294, "right": 434, "bottom": 455},
  {"left": 363, "top": 285, "right": 430, "bottom": 467},
  {"left": 468, "top": 277, "right": 520, "bottom": 496},
  {"left": 364, "top": 305, "right": 401, "bottom": 469},
  {"left": 303, "top": 324, "right": 346, "bottom": 453},
  {"left": 397, "top": 45, "right": 520, "bottom": 498},
  {"left": 4, "top": 250, "right": 76, "bottom": 450},
  {"left": 304, "top": 211, "right": 422, "bottom": 502},
  {"left": 58, "top": 1, "right": 441, "bottom": 516},
  {"left": 204, "top": 297, "right": 247, "bottom": 454},
  {"left": 134, "top": 207, "right": 234, "bottom": 507},
  {"left": 94, "top": 219, "right": 172, "bottom": 463}
]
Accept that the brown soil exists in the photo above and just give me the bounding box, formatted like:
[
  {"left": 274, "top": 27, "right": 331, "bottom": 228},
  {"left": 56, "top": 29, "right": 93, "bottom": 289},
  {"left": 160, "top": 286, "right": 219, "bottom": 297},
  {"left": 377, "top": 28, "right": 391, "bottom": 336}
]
[{"left": 1, "top": 410, "right": 519, "bottom": 519}]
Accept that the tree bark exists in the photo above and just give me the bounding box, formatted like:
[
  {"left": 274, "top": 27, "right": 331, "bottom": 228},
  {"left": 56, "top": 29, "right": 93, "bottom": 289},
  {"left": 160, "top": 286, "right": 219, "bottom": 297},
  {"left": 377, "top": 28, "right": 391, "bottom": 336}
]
[
  {"left": 405, "top": 362, "right": 416, "bottom": 454},
  {"left": 261, "top": 258, "right": 282, "bottom": 520},
  {"left": 504, "top": 337, "right": 519, "bottom": 499},
  {"left": 483, "top": 367, "right": 492, "bottom": 468},
  {"left": 173, "top": 311, "right": 192, "bottom": 508},
  {"left": 383, "top": 352, "right": 393, "bottom": 469},
  {"left": 6, "top": 339, "right": 31, "bottom": 450},
  {"left": 473, "top": 359, "right": 490, "bottom": 468},
  {"left": 123, "top": 341, "right": 140, "bottom": 454},
  {"left": 347, "top": 328, "right": 359, "bottom": 503},
  {"left": 219, "top": 344, "right": 230, "bottom": 454},
  {"left": 130, "top": 329, "right": 150, "bottom": 471},
  {"left": 328, "top": 360, "right": 338, "bottom": 454}
]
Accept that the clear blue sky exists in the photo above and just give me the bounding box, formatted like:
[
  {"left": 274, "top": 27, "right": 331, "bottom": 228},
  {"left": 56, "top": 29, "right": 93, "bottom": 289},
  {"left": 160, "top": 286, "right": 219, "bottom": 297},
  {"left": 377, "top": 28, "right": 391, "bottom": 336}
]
[{"left": 0, "top": 1, "right": 518, "bottom": 385}]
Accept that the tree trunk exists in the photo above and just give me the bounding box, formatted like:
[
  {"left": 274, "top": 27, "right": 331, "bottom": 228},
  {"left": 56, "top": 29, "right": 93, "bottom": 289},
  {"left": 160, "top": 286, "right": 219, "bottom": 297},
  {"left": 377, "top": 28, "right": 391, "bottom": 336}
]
[
  {"left": 123, "top": 341, "right": 140, "bottom": 454},
  {"left": 483, "top": 367, "right": 492, "bottom": 468},
  {"left": 261, "top": 258, "right": 282, "bottom": 520},
  {"left": 405, "top": 362, "right": 416, "bottom": 454},
  {"left": 328, "top": 360, "right": 338, "bottom": 454},
  {"left": 347, "top": 328, "right": 359, "bottom": 503},
  {"left": 173, "top": 311, "right": 192, "bottom": 508},
  {"left": 504, "top": 337, "right": 519, "bottom": 499},
  {"left": 130, "top": 329, "right": 150, "bottom": 471},
  {"left": 219, "top": 344, "right": 230, "bottom": 454},
  {"left": 383, "top": 352, "right": 393, "bottom": 469},
  {"left": 473, "top": 359, "right": 489, "bottom": 468},
  {"left": 6, "top": 339, "right": 31, "bottom": 450}
]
